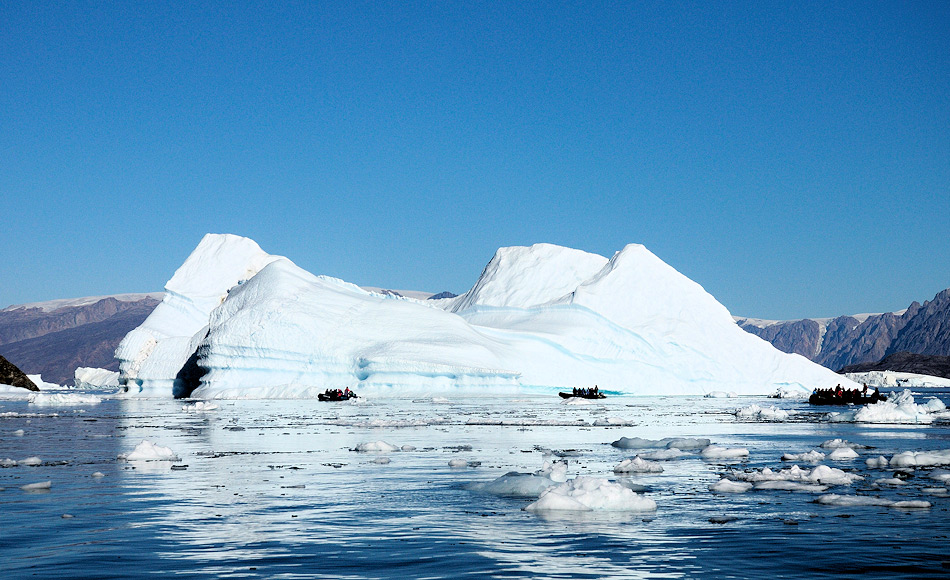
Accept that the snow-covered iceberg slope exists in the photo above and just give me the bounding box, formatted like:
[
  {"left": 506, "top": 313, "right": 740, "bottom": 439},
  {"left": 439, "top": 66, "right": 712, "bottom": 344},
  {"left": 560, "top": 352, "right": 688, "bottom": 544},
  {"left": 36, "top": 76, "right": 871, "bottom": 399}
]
[{"left": 116, "top": 234, "right": 854, "bottom": 398}]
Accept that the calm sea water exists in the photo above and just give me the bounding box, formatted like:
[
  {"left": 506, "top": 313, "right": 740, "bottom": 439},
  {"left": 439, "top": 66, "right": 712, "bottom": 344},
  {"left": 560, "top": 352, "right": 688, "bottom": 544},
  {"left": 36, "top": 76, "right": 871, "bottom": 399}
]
[{"left": 2, "top": 390, "right": 949, "bottom": 579}]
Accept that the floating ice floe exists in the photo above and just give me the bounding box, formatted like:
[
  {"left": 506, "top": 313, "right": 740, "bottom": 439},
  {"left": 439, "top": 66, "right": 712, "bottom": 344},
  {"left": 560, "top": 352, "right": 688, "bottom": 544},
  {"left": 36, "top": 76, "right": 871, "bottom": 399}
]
[
  {"left": 0, "top": 385, "right": 34, "bottom": 399},
  {"left": 525, "top": 476, "right": 657, "bottom": 512},
  {"left": 769, "top": 385, "right": 808, "bottom": 399},
  {"left": 816, "top": 494, "right": 930, "bottom": 509},
  {"left": 448, "top": 458, "right": 468, "bottom": 468},
  {"left": 709, "top": 478, "right": 753, "bottom": 493},
  {"left": 753, "top": 480, "right": 828, "bottom": 492},
  {"left": 820, "top": 439, "right": 870, "bottom": 450},
  {"left": 825, "top": 390, "right": 942, "bottom": 424},
  {"left": 873, "top": 478, "right": 907, "bottom": 486},
  {"left": 181, "top": 401, "right": 219, "bottom": 412},
  {"left": 468, "top": 471, "right": 560, "bottom": 498},
  {"left": 888, "top": 449, "right": 950, "bottom": 468},
  {"left": 705, "top": 391, "right": 738, "bottom": 398},
  {"left": 1, "top": 458, "right": 17, "bottom": 468},
  {"left": 92, "top": 472, "right": 105, "bottom": 478},
  {"left": 20, "top": 481, "right": 52, "bottom": 491},
  {"left": 28, "top": 393, "right": 102, "bottom": 406},
  {"left": 614, "top": 457, "right": 664, "bottom": 474},
  {"left": 611, "top": 436, "right": 711, "bottom": 450},
  {"left": 734, "top": 404, "right": 790, "bottom": 421},
  {"left": 20, "top": 456, "right": 42, "bottom": 466},
  {"left": 372, "top": 457, "right": 391, "bottom": 464},
  {"left": 637, "top": 448, "right": 687, "bottom": 460},
  {"left": 700, "top": 445, "right": 749, "bottom": 460},
  {"left": 13, "top": 429, "right": 24, "bottom": 436},
  {"left": 782, "top": 450, "right": 825, "bottom": 462},
  {"left": 865, "top": 456, "right": 889, "bottom": 468},
  {"left": 119, "top": 440, "right": 180, "bottom": 461},
  {"left": 27, "top": 374, "right": 67, "bottom": 390},
  {"left": 729, "top": 464, "right": 863, "bottom": 487},
  {"left": 354, "top": 441, "right": 400, "bottom": 453},
  {"left": 828, "top": 448, "right": 860, "bottom": 461}
]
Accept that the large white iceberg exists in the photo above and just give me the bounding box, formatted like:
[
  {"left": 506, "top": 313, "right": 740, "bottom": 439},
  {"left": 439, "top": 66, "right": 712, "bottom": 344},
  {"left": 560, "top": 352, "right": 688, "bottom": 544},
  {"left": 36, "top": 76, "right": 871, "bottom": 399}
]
[{"left": 116, "top": 234, "right": 856, "bottom": 398}]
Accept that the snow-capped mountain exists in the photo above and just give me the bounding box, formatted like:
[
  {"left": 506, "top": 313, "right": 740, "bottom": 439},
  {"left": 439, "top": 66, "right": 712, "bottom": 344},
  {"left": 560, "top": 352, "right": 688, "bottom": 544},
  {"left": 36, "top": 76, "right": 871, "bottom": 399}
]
[{"left": 116, "top": 234, "right": 852, "bottom": 398}]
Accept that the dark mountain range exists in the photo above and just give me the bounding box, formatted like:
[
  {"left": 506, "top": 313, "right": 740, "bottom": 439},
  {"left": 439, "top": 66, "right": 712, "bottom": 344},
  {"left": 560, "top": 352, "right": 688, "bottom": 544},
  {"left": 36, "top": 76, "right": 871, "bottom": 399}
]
[
  {"left": 0, "top": 295, "right": 160, "bottom": 385},
  {"left": 737, "top": 288, "right": 949, "bottom": 373}
]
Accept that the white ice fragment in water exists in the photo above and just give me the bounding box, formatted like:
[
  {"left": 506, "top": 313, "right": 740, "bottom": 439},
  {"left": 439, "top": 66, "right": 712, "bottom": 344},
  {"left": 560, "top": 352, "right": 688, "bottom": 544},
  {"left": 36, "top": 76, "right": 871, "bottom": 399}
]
[
  {"left": 828, "top": 448, "right": 859, "bottom": 461},
  {"left": 700, "top": 445, "right": 749, "bottom": 460},
  {"left": 730, "top": 464, "right": 862, "bottom": 486},
  {"left": 525, "top": 476, "right": 657, "bottom": 512},
  {"left": 182, "top": 401, "right": 219, "bottom": 412},
  {"left": 28, "top": 393, "right": 102, "bottom": 406},
  {"left": 92, "top": 472, "right": 106, "bottom": 478},
  {"left": 754, "top": 480, "right": 828, "bottom": 492},
  {"left": 468, "top": 471, "right": 558, "bottom": 498},
  {"left": 119, "top": 440, "right": 179, "bottom": 461},
  {"left": 372, "top": 457, "right": 391, "bottom": 464},
  {"left": 705, "top": 391, "right": 737, "bottom": 398},
  {"left": 1, "top": 458, "right": 17, "bottom": 468},
  {"left": 709, "top": 478, "right": 752, "bottom": 493},
  {"left": 448, "top": 459, "right": 468, "bottom": 468},
  {"left": 889, "top": 449, "right": 950, "bottom": 468},
  {"left": 873, "top": 478, "right": 907, "bottom": 486},
  {"left": 865, "top": 456, "right": 889, "bottom": 468},
  {"left": 611, "top": 437, "right": 710, "bottom": 450},
  {"left": 400, "top": 445, "right": 416, "bottom": 452},
  {"left": 820, "top": 439, "right": 869, "bottom": 450},
  {"left": 614, "top": 456, "right": 664, "bottom": 474},
  {"left": 782, "top": 450, "right": 826, "bottom": 462},
  {"left": 354, "top": 441, "right": 400, "bottom": 453},
  {"left": 536, "top": 460, "right": 568, "bottom": 482},
  {"left": 734, "top": 404, "right": 789, "bottom": 421},
  {"left": 21, "top": 481, "right": 51, "bottom": 491},
  {"left": 816, "top": 494, "right": 930, "bottom": 508},
  {"left": 20, "top": 456, "right": 42, "bottom": 466},
  {"left": 13, "top": 429, "right": 24, "bottom": 436}
]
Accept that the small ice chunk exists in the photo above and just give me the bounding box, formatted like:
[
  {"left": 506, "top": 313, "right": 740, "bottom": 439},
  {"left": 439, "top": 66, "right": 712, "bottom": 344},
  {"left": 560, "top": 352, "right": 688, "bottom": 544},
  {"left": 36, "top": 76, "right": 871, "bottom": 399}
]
[
  {"left": 701, "top": 445, "right": 749, "bottom": 460},
  {"left": 709, "top": 479, "right": 752, "bottom": 493},
  {"left": 29, "top": 393, "right": 101, "bottom": 405},
  {"left": 820, "top": 439, "right": 869, "bottom": 450},
  {"left": 20, "top": 456, "right": 42, "bottom": 466},
  {"left": 468, "top": 472, "right": 558, "bottom": 498},
  {"left": 525, "top": 477, "right": 657, "bottom": 512},
  {"left": 400, "top": 445, "right": 416, "bottom": 452},
  {"left": 92, "top": 472, "right": 106, "bottom": 478},
  {"left": 182, "top": 401, "right": 219, "bottom": 412},
  {"left": 754, "top": 481, "right": 828, "bottom": 492},
  {"left": 1, "top": 458, "right": 17, "bottom": 468},
  {"left": 782, "top": 451, "right": 825, "bottom": 462},
  {"left": 610, "top": 437, "right": 710, "bottom": 450},
  {"left": 448, "top": 459, "right": 468, "bottom": 468},
  {"left": 21, "top": 481, "right": 52, "bottom": 491},
  {"left": 828, "top": 448, "right": 859, "bottom": 461},
  {"left": 536, "top": 460, "right": 568, "bottom": 483},
  {"left": 816, "top": 494, "right": 930, "bottom": 508},
  {"left": 865, "top": 456, "right": 889, "bottom": 468},
  {"left": 614, "top": 457, "right": 664, "bottom": 474},
  {"left": 638, "top": 448, "right": 686, "bottom": 460},
  {"left": 889, "top": 449, "right": 950, "bottom": 468},
  {"left": 734, "top": 404, "right": 789, "bottom": 421},
  {"left": 372, "top": 457, "right": 391, "bottom": 464},
  {"left": 119, "top": 440, "right": 179, "bottom": 461},
  {"left": 873, "top": 478, "right": 906, "bottom": 486},
  {"left": 13, "top": 429, "right": 24, "bottom": 436},
  {"left": 354, "top": 441, "right": 400, "bottom": 453},
  {"left": 705, "top": 391, "right": 737, "bottom": 398}
]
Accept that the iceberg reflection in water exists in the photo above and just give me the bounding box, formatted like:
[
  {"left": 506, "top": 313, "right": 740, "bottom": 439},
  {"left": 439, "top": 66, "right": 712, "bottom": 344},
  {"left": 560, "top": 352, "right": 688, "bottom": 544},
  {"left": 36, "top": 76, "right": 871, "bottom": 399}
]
[{"left": 1, "top": 390, "right": 949, "bottom": 578}]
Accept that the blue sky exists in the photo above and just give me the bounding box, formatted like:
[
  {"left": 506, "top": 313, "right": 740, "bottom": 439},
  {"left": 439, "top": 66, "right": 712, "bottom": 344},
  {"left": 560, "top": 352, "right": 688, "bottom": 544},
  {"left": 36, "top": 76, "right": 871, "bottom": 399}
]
[{"left": 2, "top": 1, "right": 948, "bottom": 319}]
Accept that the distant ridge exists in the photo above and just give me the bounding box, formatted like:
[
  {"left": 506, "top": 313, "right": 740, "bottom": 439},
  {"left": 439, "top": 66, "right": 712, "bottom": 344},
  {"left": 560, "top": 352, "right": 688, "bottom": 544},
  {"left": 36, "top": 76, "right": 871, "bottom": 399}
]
[
  {"left": 737, "top": 288, "right": 950, "bottom": 372},
  {"left": 0, "top": 294, "right": 161, "bottom": 384}
]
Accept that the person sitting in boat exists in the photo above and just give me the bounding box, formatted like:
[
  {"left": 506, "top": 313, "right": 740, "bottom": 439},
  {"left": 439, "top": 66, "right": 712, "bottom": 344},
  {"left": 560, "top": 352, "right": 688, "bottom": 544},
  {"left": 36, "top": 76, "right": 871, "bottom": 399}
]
[{"left": 344, "top": 387, "right": 351, "bottom": 397}]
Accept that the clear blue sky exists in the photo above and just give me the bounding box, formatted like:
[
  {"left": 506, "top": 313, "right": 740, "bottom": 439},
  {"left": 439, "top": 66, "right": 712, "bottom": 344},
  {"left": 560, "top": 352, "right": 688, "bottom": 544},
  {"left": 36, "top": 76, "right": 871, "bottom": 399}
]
[{"left": 2, "top": 1, "right": 948, "bottom": 319}]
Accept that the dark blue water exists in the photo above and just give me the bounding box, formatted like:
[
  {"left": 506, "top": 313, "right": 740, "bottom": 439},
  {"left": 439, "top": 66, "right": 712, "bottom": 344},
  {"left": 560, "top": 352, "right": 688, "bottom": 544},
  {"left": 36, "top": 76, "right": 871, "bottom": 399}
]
[{"left": 2, "top": 390, "right": 949, "bottom": 579}]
